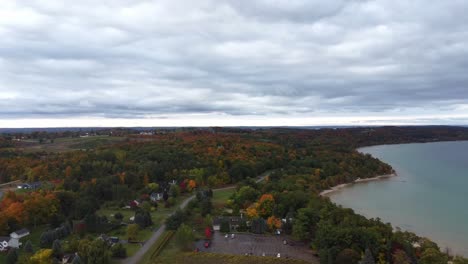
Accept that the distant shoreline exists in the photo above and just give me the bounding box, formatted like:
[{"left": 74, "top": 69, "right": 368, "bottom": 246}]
[{"left": 319, "top": 173, "right": 397, "bottom": 196}]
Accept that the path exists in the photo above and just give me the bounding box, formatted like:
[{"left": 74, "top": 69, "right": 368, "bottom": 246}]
[{"left": 123, "top": 172, "right": 270, "bottom": 264}]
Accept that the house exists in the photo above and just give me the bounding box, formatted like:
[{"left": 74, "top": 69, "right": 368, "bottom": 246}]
[
  {"left": 0, "top": 236, "right": 9, "bottom": 251},
  {"left": 150, "top": 192, "right": 163, "bottom": 202},
  {"left": 9, "top": 228, "right": 30, "bottom": 248},
  {"left": 213, "top": 216, "right": 246, "bottom": 232}
]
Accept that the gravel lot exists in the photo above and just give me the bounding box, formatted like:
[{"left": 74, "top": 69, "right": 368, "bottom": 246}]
[{"left": 195, "top": 232, "right": 319, "bottom": 263}]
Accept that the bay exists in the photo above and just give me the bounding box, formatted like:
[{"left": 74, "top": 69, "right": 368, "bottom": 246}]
[{"left": 329, "top": 141, "right": 468, "bottom": 256}]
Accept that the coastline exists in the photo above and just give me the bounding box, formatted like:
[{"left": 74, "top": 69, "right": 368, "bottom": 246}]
[{"left": 319, "top": 173, "right": 397, "bottom": 196}]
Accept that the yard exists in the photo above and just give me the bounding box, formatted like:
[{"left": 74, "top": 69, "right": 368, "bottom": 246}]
[
  {"left": 96, "top": 194, "right": 190, "bottom": 257},
  {"left": 16, "top": 136, "right": 126, "bottom": 153}
]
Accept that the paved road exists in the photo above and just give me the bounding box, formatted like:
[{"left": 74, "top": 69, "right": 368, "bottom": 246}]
[{"left": 124, "top": 172, "right": 270, "bottom": 264}]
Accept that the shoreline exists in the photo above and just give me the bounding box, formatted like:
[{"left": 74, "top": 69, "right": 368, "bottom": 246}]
[{"left": 319, "top": 173, "right": 397, "bottom": 196}]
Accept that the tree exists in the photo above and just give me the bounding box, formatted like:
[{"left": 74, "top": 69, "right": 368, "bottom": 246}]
[
  {"left": 169, "top": 184, "right": 180, "bottom": 198},
  {"left": 6, "top": 248, "right": 18, "bottom": 264},
  {"left": 72, "top": 255, "right": 82, "bottom": 264},
  {"left": 114, "top": 212, "right": 123, "bottom": 222},
  {"left": 29, "top": 249, "right": 53, "bottom": 264},
  {"left": 127, "top": 224, "right": 139, "bottom": 241},
  {"left": 335, "top": 248, "right": 360, "bottom": 264},
  {"left": 175, "top": 224, "right": 194, "bottom": 251},
  {"left": 267, "top": 216, "right": 282, "bottom": 230},
  {"left": 52, "top": 239, "right": 62, "bottom": 258},
  {"left": 419, "top": 248, "right": 448, "bottom": 264},
  {"left": 166, "top": 209, "right": 186, "bottom": 230},
  {"left": 84, "top": 239, "right": 111, "bottom": 264},
  {"left": 110, "top": 243, "right": 127, "bottom": 258},
  {"left": 361, "top": 248, "right": 375, "bottom": 264},
  {"left": 24, "top": 240, "right": 34, "bottom": 254},
  {"left": 392, "top": 249, "right": 411, "bottom": 264}
]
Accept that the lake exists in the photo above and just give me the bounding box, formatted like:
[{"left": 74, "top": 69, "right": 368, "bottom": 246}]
[{"left": 329, "top": 141, "right": 468, "bottom": 256}]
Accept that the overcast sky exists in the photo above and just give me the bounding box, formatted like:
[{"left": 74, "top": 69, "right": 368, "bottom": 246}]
[{"left": 1, "top": 0, "right": 468, "bottom": 127}]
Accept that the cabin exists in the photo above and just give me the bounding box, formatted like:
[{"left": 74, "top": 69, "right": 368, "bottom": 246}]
[
  {"left": 0, "top": 236, "right": 9, "bottom": 251},
  {"left": 9, "top": 228, "right": 30, "bottom": 248}
]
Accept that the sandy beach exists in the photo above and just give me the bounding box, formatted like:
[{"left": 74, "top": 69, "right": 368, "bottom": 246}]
[{"left": 320, "top": 173, "right": 397, "bottom": 196}]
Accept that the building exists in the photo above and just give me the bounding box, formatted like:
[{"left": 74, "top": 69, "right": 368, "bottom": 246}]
[
  {"left": 9, "top": 228, "right": 30, "bottom": 248},
  {"left": 150, "top": 192, "right": 163, "bottom": 202},
  {"left": 213, "top": 216, "right": 246, "bottom": 232},
  {"left": 0, "top": 236, "right": 9, "bottom": 251}
]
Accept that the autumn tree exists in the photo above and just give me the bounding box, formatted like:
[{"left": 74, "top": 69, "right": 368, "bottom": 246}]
[{"left": 126, "top": 224, "right": 139, "bottom": 241}]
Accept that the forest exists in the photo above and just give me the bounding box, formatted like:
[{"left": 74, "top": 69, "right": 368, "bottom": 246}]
[{"left": 1, "top": 126, "right": 468, "bottom": 263}]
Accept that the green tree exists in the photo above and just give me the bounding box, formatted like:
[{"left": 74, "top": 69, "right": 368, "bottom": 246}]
[
  {"left": 335, "top": 248, "right": 360, "bottom": 264},
  {"left": 110, "top": 243, "right": 127, "bottom": 258},
  {"left": 52, "top": 239, "right": 63, "bottom": 258},
  {"left": 85, "top": 239, "right": 111, "bottom": 264},
  {"left": 175, "top": 224, "right": 194, "bottom": 251},
  {"left": 419, "top": 248, "right": 448, "bottom": 264}
]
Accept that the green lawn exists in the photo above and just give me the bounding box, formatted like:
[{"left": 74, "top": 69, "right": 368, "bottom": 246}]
[
  {"left": 212, "top": 188, "right": 235, "bottom": 207},
  {"left": 97, "top": 194, "right": 190, "bottom": 257}
]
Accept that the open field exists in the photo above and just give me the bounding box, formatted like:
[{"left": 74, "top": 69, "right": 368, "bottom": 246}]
[
  {"left": 153, "top": 252, "right": 311, "bottom": 264},
  {"left": 13, "top": 136, "right": 126, "bottom": 153}
]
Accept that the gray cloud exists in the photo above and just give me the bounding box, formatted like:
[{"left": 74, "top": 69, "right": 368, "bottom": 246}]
[{"left": 1, "top": 0, "right": 468, "bottom": 125}]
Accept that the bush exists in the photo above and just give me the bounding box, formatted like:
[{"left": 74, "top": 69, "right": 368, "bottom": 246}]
[{"left": 111, "top": 243, "right": 127, "bottom": 258}]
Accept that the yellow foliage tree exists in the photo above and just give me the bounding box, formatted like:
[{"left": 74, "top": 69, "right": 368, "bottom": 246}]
[
  {"left": 267, "top": 216, "right": 282, "bottom": 230},
  {"left": 246, "top": 203, "right": 259, "bottom": 219},
  {"left": 30, "top": 249, "right": 53, "bottom": 264}
]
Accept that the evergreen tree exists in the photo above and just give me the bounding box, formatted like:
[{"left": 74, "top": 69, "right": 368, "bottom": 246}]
[
  {"left": 6, "top": 248, "right": 18, "bottom": 264},
  {"left": 24, "top": 240, "right": 34, "bottom": 254},
  {"left": 52, "top": 239, "right": 63, "bottom": 258},
  {"left": 361, "top": 248, "right": 376, "bottom": 264},
  {"left": 72, "top": 254, "right": 82, "bottom": 264}
]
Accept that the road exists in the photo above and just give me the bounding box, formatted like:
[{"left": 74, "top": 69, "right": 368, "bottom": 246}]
[{"left": 124, "top": 172, "right": 270, "bottom": 264}]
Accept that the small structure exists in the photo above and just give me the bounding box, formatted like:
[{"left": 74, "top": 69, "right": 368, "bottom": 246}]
[
  {"left": 150, "top": 192, "right": 163, "bottom": 202},
  {"left": 213, "top": 218, "right": 221, "bottom": 231},
  {"left": 62, "top": 253, "right": 79, "bottom": 264},
  {"left": 9, "top": 228, "right": 30, "bottom": 248},
  {"left": 0, "top": 236, "right": 10, "bottom": 251},
  {"left": 214, "top": 216, "right": 246, "bottom": 232}
]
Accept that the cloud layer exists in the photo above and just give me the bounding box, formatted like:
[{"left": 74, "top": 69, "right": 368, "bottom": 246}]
[{"left": 1, "top": 0, "right": 468, "bottom": 126}]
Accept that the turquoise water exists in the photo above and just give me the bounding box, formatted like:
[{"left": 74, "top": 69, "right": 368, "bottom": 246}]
[{"left": 329, "top": 141, "right": 468, "bottom": 256}]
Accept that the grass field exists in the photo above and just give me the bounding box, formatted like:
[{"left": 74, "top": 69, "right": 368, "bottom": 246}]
[
  {"left": 153, "top": 252, "right": 311, "bottom": 264},
  {"left": 212, "top": 188, "right": 235, "bottom": 207},
  {"left": 15, "top": 136, "right": 126, "bottom": 153}
]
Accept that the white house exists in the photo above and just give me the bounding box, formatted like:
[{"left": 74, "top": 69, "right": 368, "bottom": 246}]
[
  {"left": 9, "top": 228, "right": 30, "bottom": 248},
  {"left": 0, "top": 236, "right": 9, "bottom": 251}
]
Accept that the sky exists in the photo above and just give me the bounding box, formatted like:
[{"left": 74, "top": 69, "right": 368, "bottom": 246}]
[{"left": 1, "top": 0, "right": 468, "bottom": 127}]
